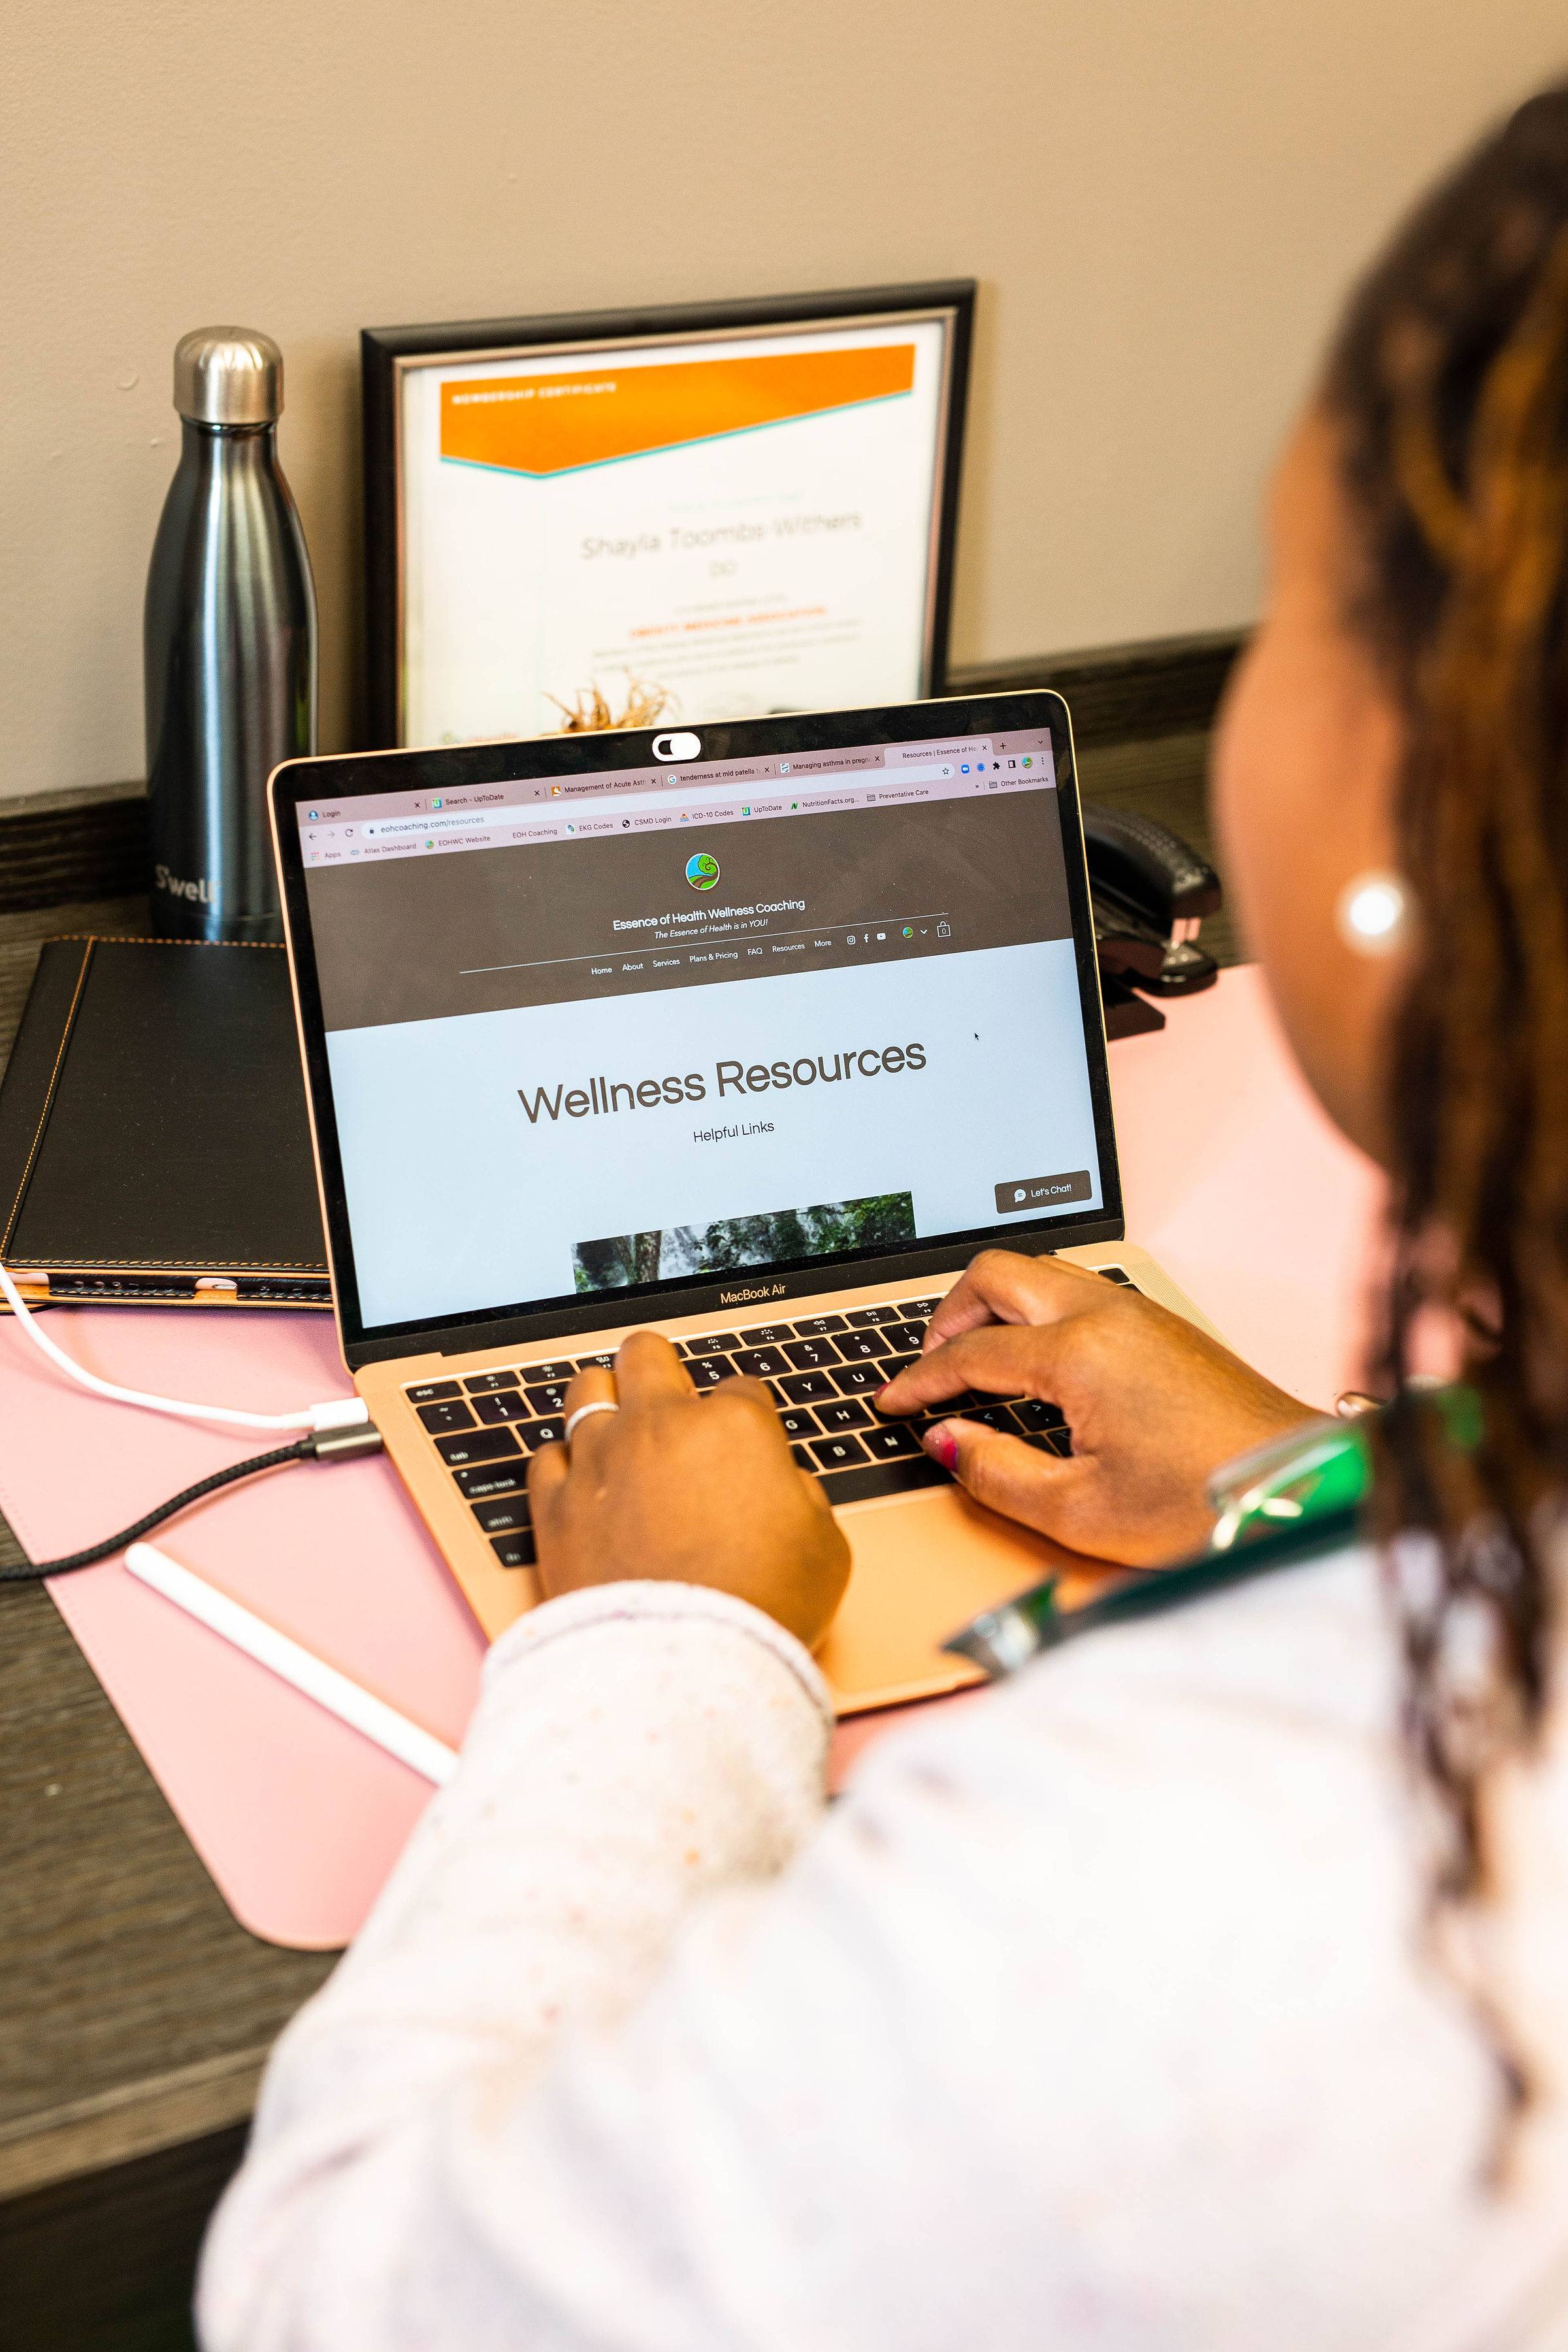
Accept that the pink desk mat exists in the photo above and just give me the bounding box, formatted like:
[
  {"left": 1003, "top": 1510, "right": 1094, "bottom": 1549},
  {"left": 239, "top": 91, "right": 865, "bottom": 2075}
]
[{"left": 1, "top": 965, "right": 1383, "bottom": 1948}]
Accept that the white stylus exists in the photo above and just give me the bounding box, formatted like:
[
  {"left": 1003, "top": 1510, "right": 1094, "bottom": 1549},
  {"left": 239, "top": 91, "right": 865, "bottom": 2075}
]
[{"left": 124, "top": 1542, "right": 459, "bottom": 1786}]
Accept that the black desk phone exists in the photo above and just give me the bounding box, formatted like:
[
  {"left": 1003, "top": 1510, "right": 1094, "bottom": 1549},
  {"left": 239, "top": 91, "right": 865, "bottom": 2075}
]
[{"left": 1083, "top": 804, "right": 1222, "bottom": 1039}]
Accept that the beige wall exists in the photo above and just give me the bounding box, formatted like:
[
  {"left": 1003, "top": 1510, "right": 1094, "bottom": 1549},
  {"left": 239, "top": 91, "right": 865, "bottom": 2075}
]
[{"left": 3, "top": 0, "right": 1565, "bottom": 803}]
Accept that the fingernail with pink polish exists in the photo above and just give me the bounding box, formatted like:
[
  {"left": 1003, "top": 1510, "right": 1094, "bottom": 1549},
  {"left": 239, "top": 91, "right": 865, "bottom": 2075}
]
[{"left": 922, "top": 1420, "right": 960, "bottom": 1471}]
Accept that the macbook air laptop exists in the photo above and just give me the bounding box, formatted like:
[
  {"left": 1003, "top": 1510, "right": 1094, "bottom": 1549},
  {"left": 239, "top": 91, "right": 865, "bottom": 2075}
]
[{"left": 270, "top": 691, "right": 1217, "bottom": 1712}]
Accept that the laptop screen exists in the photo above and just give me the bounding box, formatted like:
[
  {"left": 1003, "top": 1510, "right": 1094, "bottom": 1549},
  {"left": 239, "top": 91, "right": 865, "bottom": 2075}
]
[{"left": 281, "top": 700, "right": 1118, "bottom": 1347}]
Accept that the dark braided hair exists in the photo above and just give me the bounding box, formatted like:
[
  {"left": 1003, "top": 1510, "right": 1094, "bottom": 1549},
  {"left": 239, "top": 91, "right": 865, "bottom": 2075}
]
[{"left": 1325, "top": 84, "right": 1568, "bottom": 2167}]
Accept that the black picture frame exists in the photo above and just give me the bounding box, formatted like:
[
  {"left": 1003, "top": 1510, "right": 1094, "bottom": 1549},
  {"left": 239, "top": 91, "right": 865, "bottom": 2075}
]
[{"left": 361, "top": 280, "right": 975, "bottom": 752}]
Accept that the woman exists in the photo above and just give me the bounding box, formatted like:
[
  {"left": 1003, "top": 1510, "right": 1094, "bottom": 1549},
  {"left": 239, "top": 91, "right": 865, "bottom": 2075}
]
[{"left": 203, "top": 86, "right": 1568, "bottom": 2350}]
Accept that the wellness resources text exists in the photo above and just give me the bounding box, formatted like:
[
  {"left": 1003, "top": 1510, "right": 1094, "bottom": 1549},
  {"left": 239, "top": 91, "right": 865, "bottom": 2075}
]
[{"left": 519, "top": 1041, "right": 926, "bottom": 1124}]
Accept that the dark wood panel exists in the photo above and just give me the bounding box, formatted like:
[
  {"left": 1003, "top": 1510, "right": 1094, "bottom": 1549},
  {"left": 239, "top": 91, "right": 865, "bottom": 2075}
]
[
  {"left": 950, "top": 627, "right": 1244, "bottom": 745},
  {"left": 0, "top": 796, "right": 150, "bottom": 918},
  {"left": 0, "top": 2123, "right": 245, "bottom": 2352}
]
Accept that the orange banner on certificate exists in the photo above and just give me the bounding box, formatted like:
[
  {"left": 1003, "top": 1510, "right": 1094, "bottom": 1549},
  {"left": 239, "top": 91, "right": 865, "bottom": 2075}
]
[{"left": 440, "top": 344, "right": 916, "bottom": 477}]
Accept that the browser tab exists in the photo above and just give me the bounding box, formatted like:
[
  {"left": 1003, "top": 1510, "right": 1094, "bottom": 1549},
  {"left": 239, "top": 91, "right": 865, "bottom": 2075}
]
[{"left": 882, "top": 738, "right": 991, "bottom": 765}]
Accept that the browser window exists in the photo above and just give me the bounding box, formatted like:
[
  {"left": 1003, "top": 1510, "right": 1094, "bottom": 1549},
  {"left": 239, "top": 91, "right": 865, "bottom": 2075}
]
[{"left": 297, "top": 729, "right": 1106, "bottom": 1330}]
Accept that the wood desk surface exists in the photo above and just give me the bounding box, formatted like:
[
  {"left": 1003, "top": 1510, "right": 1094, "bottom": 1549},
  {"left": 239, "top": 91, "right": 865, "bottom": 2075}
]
[{"left": 0, "top": 726, "right": 1233, "bottom": 2340}]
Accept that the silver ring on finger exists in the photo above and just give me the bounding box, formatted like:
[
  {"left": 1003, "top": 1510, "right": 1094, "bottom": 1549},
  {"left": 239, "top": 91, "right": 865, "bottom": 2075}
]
[{"left": 563, "top": 1400, "right": 620, "bottom": 1447}]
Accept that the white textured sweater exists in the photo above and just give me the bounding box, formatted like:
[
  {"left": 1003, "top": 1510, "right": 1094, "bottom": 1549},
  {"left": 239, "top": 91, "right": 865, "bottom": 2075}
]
[{"left": 199, "top": 1556, "right": 1568, "bottom": 2350}]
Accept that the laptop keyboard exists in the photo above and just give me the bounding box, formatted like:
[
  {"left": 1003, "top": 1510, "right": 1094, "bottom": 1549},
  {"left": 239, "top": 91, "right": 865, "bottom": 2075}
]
[{"left": 404, "top": 1268, "right": 1137, "bottom": 1570}]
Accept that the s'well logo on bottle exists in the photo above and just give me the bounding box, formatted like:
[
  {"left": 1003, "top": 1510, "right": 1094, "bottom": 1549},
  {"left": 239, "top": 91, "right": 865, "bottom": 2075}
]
[
  {"left": 685, "top": 851, "right": 720, "bottom": 891},
  {"left": 154, "top": 864, "right": 216, "bottom": 906}
]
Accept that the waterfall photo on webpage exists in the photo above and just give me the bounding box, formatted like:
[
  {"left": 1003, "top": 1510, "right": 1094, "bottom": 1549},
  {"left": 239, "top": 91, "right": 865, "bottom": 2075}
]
[{"left": 572, "top": 1192, "right": 917, "bottom": 1292}]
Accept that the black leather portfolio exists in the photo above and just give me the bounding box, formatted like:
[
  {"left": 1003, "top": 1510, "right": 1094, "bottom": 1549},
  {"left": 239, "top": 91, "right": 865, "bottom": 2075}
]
[{"left": 0, "top": 936, "right": 331, "bottom": 1307}]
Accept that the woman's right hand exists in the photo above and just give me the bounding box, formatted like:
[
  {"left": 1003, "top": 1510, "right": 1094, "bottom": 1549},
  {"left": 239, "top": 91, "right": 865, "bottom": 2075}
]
[
  {"left": 529, "top": 1331, "right": 851, "bottom": 1647},
  {"left": 875, "top": 1251, "right": 1318, "bottom": 1566}
]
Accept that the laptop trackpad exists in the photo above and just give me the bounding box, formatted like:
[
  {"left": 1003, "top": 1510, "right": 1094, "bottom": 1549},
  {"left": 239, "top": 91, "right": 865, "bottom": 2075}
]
[{"left": 820, "top": 1485, "right": 1098, "bottom": 1716}]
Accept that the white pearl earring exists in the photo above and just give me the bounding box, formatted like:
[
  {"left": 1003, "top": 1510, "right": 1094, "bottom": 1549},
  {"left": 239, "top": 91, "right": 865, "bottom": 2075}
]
[{"left": 1335, "top": 871, "right": 1412, "bottom": 956}]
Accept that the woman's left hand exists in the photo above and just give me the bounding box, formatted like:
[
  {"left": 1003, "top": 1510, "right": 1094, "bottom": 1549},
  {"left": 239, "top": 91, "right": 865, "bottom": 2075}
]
[
  {"left": 875, "top": 1250, "right": 1315, "bottom": 1565},
  {"left": 529, "top": 1331, "right": 851, "bottom": 1648}
]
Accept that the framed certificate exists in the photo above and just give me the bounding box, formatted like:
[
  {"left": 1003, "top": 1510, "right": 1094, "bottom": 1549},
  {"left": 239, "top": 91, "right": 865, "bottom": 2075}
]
[{"left": 362, "top": 281, "right": 974, "bottom": 749}]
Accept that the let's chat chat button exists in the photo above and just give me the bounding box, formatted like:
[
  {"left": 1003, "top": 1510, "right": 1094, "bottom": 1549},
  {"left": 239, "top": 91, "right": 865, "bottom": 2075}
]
[{"left": 994, "top": 1171, "right": 1092, "bottom": 1215}]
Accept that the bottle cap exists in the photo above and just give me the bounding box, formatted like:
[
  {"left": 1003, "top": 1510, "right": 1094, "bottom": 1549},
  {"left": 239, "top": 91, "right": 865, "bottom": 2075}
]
[{"left": 172, "top": 327, "right": 283, "bottom": 426}]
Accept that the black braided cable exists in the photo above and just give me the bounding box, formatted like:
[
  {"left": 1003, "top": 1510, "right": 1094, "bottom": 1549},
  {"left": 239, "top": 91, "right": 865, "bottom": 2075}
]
[{"left": 0, "top": 1439, "right": 315, "bottom": 1582}]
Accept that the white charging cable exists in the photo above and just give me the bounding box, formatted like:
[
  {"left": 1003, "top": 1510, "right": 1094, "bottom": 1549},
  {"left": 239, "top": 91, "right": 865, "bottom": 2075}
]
[{"left": 0, "top": 1262, "right": 369, "bottom": 1435}]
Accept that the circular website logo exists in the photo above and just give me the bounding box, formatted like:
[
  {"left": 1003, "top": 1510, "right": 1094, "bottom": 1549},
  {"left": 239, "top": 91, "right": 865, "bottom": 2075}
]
[{"left": 685, "top": 851, "right": 720, "bottom": 890}]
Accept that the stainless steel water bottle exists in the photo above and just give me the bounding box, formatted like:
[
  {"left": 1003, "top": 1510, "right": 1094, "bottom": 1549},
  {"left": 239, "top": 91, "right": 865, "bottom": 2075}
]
[{"left": 144, "top": 328, "right": 317, "bottom": 941}]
